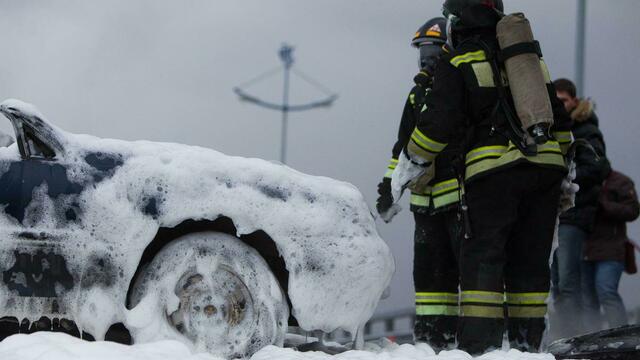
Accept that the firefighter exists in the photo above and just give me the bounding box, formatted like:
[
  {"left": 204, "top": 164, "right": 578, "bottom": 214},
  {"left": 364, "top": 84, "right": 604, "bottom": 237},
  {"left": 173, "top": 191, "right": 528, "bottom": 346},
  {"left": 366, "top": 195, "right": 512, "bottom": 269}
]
[
  {"left": 396, "top": 0, "right": 574, "bottom": 354},
  {"left": 376, "top": 17, "right": 462, "bottom": 350}
]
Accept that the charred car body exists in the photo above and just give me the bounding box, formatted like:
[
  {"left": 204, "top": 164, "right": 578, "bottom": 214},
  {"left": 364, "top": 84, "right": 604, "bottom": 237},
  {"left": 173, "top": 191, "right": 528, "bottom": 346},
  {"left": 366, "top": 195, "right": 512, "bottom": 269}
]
[{"left": 0, "top": 99, "right": 394, "bottom": 358}]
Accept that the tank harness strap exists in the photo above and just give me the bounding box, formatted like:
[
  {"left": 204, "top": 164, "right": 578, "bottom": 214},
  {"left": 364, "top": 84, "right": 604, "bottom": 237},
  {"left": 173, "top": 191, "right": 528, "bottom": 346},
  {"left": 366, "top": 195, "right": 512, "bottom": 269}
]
[{"left": 497, "top": 40, "right": 542, "bottom": 63}]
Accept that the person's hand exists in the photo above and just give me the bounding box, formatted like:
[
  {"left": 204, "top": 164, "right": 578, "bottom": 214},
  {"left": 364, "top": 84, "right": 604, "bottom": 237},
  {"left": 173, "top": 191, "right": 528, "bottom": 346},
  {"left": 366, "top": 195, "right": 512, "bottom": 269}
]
[{"left": 376, "top": 178, "right": 394, "bottom": 215}]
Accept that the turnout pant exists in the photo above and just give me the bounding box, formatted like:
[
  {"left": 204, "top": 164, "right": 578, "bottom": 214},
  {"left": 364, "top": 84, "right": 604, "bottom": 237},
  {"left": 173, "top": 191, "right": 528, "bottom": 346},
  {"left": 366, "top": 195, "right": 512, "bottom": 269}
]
[
  {"left": 457, "top": 165, "right": 563, "bottom": 354},
  {"left": 413, "top": 209, "right": 461, "bottom": 350}
]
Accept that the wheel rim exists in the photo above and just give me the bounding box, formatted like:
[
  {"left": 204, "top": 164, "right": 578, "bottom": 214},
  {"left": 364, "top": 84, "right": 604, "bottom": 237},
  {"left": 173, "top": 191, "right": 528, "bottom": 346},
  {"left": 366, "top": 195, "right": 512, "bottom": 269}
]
[{"left": 168, "top": 265, "right": 256, "bottom": 351}]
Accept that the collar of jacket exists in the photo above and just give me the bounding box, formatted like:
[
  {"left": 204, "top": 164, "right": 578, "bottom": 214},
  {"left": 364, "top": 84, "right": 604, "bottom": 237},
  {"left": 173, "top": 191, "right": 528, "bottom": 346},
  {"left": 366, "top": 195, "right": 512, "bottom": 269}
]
[{"left": 571, "top": 99, "right": 595, "bottom": 123}]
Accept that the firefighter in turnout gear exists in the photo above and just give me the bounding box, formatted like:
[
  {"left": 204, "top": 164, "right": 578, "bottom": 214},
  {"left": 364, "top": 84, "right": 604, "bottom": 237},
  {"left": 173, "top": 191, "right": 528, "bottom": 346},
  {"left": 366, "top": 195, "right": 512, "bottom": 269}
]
[
  {"left": 399, "top": 0, "right": 574, "bottom": 354},
  {"left": 376, "top": 17, "right": 463, "bottom": 350}
]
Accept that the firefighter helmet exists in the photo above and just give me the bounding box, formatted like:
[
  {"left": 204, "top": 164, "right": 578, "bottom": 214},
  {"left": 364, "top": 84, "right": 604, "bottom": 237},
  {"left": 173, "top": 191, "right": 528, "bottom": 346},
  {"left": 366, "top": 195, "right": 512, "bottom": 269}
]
[
  {"left": 443, "top": 0, "right": 504, "bottom": 31},
  {"left": 412, "top": 17, "right": 447, "bottom": 48}
]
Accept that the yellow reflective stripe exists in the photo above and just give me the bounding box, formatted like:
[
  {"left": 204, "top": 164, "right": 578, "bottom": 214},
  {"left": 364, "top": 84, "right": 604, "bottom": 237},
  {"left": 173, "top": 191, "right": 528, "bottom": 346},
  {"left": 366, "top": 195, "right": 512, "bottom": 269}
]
[
  {"left": 506, "top": 292, "right": 549, "bottom": 305},
  {"left": 466, "top": 151, "right": 566, "bottom": 180},
  {"left": 465, "top": 143, "right": 567, "bottom": 181},
  {"left": 410, "top": 193, "right": 430, "bottom": 207},
  {"left": 409, "top": 93, "right": 416, "bottom": 105},
  {"left": 465, "top": 146, "right": 509, "bottom": 165},
  {"left": 384, "top": 158, "right": 399, "bottom": 178},
  {"left": 416, "top": 305, "right": 459, "bottom": 316},
  {"left": 450, "top": 50, "right": 487, "bottom": 67},
  {"left": 431, "top": 179, "right": 459, "bottom": 196},
  {"left": 537, "top": 141, "right": 563, "bottom": 154},
  {"left": 416, "top": 292, "right": 458, "bottom": 303},
  {"left": 408, "top": 141, "right": 438, "bottom": 163},
  {"left": 416, "top": 292, "right": 458, "bottom": 297},
  {"left": 432, "top": 191, "right": 461, "bottom": 209},
  {"left": 507, "top": 306, "right": 547, "bottom": 318},
  {"left": 553, "top": 131, "right": 573, "bottom": 144},
  {"left": 461, "top": 305, "right": 504, "bottom": 318},
  {"left": 411, "top": 129, "right": 447, "bottom": 153},
  {"left": 461, "top": 291, "right": 504, "bottom": 304},
  {"left": 471, "top": 62, "right": 495, "bottom": 87}
]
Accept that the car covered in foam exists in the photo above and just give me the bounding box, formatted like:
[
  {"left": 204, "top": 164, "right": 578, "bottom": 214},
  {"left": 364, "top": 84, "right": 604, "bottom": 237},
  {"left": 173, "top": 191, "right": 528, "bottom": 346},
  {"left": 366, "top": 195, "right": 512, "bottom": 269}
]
[{"left": 0, "top": 99, "right": 394, "bottom": 358}]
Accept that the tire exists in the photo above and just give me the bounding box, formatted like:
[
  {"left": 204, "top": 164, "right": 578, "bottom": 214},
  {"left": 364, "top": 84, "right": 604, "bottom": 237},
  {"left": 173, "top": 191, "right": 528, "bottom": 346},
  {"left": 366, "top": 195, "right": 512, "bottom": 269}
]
[{"left": 129, "top": 232, "right": 288, "bottom": 358}]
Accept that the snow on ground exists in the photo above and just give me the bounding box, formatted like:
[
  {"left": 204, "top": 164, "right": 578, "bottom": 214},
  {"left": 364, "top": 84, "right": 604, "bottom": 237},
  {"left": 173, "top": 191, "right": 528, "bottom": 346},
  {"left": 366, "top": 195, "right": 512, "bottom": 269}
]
[{"left": 0, "top": 333, "right": 556, "bottom": 360}]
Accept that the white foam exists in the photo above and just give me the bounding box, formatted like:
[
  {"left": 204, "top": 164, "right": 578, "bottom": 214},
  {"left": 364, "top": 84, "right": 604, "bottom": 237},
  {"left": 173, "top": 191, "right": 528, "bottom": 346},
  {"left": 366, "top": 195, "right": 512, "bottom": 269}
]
[{"left": 0, "top": 99, "right": 395, "bottom": 353}]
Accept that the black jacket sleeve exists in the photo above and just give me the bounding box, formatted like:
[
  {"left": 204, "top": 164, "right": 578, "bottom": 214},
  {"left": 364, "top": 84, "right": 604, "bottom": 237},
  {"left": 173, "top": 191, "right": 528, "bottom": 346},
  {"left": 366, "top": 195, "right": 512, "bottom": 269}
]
[
  {"left": 408, "top": 59, "right": 466, "bottom": 162},
  {"left": 391, "top": 87, "right": 422, "bottom": 160},
  {"left": 574, "top": 124, "right": 609, "bottom": 189}
]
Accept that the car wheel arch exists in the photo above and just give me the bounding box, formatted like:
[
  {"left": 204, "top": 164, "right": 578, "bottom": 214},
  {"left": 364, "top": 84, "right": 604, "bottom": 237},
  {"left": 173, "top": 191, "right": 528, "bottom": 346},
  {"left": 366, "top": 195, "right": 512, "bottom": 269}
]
[{"left": 124, "top": 216, "right": 296, "bottom": 325}]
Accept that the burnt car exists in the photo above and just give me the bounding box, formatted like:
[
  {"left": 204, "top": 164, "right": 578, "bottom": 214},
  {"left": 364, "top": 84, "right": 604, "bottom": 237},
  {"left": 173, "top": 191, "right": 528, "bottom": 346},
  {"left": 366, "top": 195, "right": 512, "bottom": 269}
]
[{"left": 0, "top": 99, "right": 394, "bottom": 358}]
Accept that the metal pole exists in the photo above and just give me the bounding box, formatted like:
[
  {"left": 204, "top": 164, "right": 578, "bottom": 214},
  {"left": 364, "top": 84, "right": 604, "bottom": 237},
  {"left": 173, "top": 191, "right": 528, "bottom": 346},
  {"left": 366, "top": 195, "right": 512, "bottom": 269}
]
[
  {"left": 575, "top": 0, "right": 587, "bottom": 97},
  {"left": 281, "top": 63, "right": 290, "bottom": 164}
]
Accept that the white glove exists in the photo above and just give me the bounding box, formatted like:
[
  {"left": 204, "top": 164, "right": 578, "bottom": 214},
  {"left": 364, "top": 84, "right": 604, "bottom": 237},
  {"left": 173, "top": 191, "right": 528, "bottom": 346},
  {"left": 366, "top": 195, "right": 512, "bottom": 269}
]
[
  {"left": 559, "top": 161, "right": 579, "bottom": 213},
  {"left": 390, "top": 154, "right": 430, "bottom": 202}
]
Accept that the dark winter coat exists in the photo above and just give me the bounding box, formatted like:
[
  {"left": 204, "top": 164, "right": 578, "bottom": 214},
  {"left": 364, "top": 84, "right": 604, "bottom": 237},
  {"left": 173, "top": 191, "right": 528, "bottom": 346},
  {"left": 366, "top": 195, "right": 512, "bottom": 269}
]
[
  {"left": 583, "top": 170, "right": 640, "bottom": 262},
  {"left": 560, "top": 100, "right": 611, "bottom": 232}
]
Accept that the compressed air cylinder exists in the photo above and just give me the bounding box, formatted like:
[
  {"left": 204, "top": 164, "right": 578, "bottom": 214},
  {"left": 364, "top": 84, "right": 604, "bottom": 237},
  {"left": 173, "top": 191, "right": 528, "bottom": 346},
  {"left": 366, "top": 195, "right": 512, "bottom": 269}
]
[{"left": 497, "top": 13, "right": 553, "bottom": 137}]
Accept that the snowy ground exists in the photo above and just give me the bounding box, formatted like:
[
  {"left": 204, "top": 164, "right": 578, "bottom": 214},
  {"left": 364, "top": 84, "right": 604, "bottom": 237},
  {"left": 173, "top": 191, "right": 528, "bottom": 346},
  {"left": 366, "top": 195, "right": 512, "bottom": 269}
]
[{"left": 0, "top": 333, "right": 558, "bottom": 360}]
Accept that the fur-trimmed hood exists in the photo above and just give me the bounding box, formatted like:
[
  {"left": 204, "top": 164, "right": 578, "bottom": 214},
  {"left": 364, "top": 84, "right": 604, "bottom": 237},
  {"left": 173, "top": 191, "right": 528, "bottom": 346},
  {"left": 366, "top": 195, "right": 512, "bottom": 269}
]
[{"left": 571, "top": 99, "right": 596, "bottom": 123}]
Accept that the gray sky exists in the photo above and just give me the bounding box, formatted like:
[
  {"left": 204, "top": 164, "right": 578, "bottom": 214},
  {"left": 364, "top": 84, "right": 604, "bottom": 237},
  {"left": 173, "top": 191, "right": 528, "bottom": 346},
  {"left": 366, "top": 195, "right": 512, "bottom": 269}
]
[{"left": 1, "top": 0, "right": 639, "bottom": 316}]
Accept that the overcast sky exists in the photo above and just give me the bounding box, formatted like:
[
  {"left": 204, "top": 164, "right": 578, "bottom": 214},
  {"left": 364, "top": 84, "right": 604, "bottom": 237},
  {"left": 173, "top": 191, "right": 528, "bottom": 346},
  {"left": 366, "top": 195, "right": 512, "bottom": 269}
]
[{"left": 1, "top": 0, "right": 639, "bottom": 317}]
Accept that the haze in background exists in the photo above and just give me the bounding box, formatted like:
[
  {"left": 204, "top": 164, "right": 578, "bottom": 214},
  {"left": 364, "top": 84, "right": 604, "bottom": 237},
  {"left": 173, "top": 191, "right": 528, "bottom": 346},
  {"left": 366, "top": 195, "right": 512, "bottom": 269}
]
[{"left": 1, "top": 0, "right": 638, "bottom": 316}]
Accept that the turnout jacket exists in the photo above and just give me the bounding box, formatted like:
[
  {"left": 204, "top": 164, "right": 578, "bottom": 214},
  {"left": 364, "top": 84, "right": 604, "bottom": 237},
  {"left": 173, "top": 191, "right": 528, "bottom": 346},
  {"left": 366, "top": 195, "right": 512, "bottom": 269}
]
[
  {"left": 384, "top": 70, "right": 462, "bottom": 213},
  {"left": 408, "top": 34, "right": 573, "bottom": 182}
]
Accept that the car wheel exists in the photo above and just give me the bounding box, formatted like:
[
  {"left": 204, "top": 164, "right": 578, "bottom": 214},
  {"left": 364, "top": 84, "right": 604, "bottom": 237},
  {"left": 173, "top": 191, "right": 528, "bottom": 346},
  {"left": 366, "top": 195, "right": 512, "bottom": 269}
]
[{"left": 129, "top": 232, "right": 288, "bottom": 358}]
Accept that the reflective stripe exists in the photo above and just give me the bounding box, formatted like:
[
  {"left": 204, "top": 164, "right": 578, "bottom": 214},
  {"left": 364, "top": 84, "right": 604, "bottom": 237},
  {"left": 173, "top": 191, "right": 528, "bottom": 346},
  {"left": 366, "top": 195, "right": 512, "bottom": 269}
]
[
  {"left": 384, "top": 158, "right": 399, "bottom": 178},
  {"left": 409, "top": 93, "right": 416, "bottom": 105},
  {"left": 537, "top": 141, "right": 563, "bottom": 154},
  {"left": 506, "top": 292, "right": 549, "bottom": 305},
  {"left": 553, "top": 131, "right": 573, "bottom": 144},
  {"left": 461, "top": 305, "right": 504, "bottom": 318},
  {"left": 508, "top": 306, "right": 547, "bottom": 318},
  {"left": 411, "top": 129, "right": 447, "bottom": 153},
  {"left": 461, "top": 290, "right": 504, "bottom": 305},
  {"left": 431, "top": 179, "right": 459, "bottom": 196},
  {"left": 432, "top": 191, "right": 461, "bottom": 209},
  {"left": 416, "top": 305, "right": 459, "bottom": 316},
  {"left": 416, "top": 292, "right": 458, "bottom": 304},
  {"left": 471, "top": 62, "right": 495, "bottom": 87},
  {"left": 410, "top": 193, "right": 430, "bottom": 207},
  {"left": 465, "top": 142, "right": 566, "bottom": 180},
  {"left": 465, "top": 146, "right": 509, "bottom": 165},
  {"left": 450, "top": 50, "right": 487, "bottom": 67},
  {"left": 408, "top": 140, "right": 438, "bottom": 163}
]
